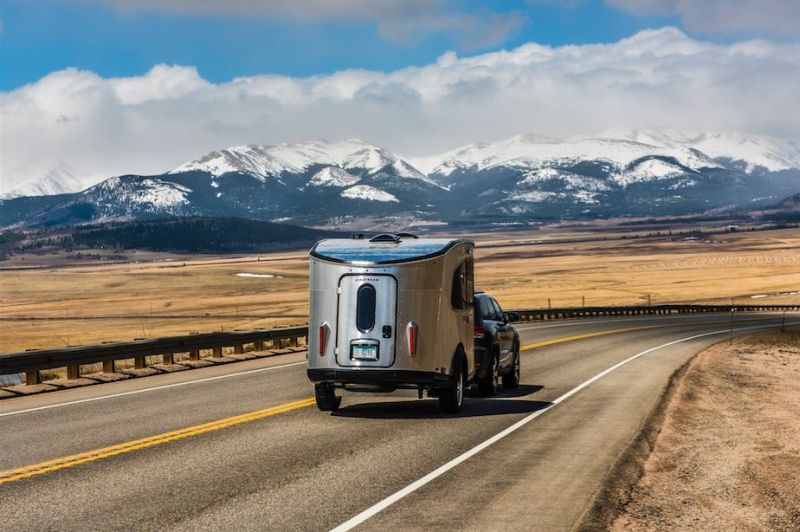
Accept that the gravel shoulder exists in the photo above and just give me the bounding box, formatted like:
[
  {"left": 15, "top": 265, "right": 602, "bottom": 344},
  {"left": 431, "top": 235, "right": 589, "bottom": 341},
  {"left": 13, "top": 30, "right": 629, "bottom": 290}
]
[{"left": 594, "top": 330, "right": 800, "bottom": 531}]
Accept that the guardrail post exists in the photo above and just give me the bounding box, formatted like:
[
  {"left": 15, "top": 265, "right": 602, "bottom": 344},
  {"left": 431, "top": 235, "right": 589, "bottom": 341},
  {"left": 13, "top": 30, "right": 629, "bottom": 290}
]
[
  {"left": 163, "top": 353, "right": 174, "bottom": 365},
  {"left": 212, "top": 347, "right": 223, "bottom": 358},
  {"left": 26, "top": 369, "right": 40, "bottom": 386},
  {"left": 189, "top": 349, "right": 200, "bottom": 361},
  {"left": 67, "top": 364, "right": 80, "bottom": 380},
  {"left": 135, "top": 356, "right": 146, "bottom": 369},
  {"left": 290, "top": 336, "right": 299, "bottom": 347},
  {"left": 253, "top": 340, "right": 264, "bottom": 351},
  {"left": 103, "top": 360, "right": 115, "bottom": 373},
  {"left": 234, "top": 345, "right": 244, "bottom": 355}
]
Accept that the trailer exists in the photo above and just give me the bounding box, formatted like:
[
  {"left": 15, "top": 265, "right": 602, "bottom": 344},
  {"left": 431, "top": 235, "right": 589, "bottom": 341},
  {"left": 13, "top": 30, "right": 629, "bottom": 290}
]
[{"left": 306, "top": 233, "right": 476, "bottom": 412}]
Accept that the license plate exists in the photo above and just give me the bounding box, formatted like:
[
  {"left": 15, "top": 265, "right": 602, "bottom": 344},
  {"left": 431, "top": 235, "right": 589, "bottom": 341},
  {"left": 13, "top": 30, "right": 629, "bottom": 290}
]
[{"left": 352, "top": 344, "right": 379, "bottom": 360}]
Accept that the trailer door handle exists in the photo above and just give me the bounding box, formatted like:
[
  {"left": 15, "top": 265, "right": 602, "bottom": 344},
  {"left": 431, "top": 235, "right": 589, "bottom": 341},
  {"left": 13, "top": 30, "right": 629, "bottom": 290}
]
[{"left": 382, "top": 325, "right": 392, "bottom": 338}]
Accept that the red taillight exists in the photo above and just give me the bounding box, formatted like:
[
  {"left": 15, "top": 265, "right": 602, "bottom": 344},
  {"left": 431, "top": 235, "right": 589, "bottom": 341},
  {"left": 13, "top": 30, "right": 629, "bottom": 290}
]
[
  {"left": 406, "top": 321, "right": 418, "bottom": 357},
  {"left": 319, "top": 323, "right": 328, "bottom": 356},
  {"left": 474, "top": 324, "right": 485, "bottom": 339}
]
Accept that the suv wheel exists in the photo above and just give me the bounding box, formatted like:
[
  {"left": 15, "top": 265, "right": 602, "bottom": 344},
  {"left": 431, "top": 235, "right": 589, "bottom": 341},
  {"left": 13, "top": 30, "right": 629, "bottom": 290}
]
[
  {"left": 315, "top": 383, "right": 341, "bottom": 411},
  {"left": 478, "top": 353, "right": 499, "bottom": 396},
  {"left": 502, "top": 347, "right": 520, "bottom": 389}
]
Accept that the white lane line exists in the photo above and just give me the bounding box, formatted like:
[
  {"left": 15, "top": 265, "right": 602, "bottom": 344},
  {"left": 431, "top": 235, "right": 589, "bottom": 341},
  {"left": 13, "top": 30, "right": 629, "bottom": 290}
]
[
  {"left": 330, "top": 322, "right": 786, "bottom": 532},
  {"left": 0, "top": 360, "right": 308, "bottom": 419}
]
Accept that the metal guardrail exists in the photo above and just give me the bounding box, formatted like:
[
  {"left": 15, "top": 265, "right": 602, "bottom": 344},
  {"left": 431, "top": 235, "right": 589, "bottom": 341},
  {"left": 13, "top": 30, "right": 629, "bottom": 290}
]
[
  {"left": 2, "top": 304, "right": 799, "bottom": 389},
  {"left": 0, "top": 326, "right": 308, "bottom": 386},
  {"left": 511, "top": 304, "right": 800, "bottom": 321}
]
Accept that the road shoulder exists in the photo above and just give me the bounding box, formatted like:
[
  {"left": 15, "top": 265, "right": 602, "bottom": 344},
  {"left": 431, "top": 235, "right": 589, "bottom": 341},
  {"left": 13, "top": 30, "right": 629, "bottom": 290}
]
[{"left": 583, "top": 330, "right": 800, "bottom": 530}]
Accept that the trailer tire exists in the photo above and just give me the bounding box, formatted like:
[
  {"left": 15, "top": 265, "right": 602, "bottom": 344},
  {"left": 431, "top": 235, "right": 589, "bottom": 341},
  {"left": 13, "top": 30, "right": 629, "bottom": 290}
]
[
  {"left": 315, "top": 383, "right": 341, "bottom": 411},
  {"left": 439, "top": 355, "right": 465, "bottom": 413},
  {"left": 477, "top": 352, "right": 499, "bottom": 396},
  {"left": 502, "top": 345, "right": 520, "bottom": 389}
]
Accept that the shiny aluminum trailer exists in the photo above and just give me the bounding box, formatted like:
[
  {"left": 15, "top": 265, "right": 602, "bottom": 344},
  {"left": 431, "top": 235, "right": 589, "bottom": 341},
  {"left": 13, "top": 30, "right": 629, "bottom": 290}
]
[{"left": 307, "top": 233, "right": 475, "bottom": 412}]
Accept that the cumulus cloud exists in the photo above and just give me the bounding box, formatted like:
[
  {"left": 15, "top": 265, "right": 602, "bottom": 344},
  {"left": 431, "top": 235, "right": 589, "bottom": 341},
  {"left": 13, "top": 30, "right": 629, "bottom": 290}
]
[
  {"left": 607, "top": 0, "right": 800, "bottom": 37},
  {"left": 2, "top": 27, "right": 799, "bottom": 191},
  {"left": 83, "top": 0, "right": 524, "bottom": 48}
]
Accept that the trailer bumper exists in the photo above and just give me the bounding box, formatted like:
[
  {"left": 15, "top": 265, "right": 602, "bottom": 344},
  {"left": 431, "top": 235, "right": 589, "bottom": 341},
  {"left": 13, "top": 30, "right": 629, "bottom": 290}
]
[{"left": 307, "top": 368, "right": 451, "bottom": 389}]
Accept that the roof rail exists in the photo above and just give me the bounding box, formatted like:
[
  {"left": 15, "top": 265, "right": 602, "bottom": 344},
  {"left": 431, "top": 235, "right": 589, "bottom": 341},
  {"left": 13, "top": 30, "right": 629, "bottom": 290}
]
[{"left": 395, "top": 232, "right": 418, "bottom": 239}]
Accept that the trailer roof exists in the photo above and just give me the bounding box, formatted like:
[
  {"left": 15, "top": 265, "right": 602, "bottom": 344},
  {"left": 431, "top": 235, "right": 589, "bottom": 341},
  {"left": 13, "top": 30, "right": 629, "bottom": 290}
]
[{"left": 311, "top": 237, "right": 470, "bottom": 265}]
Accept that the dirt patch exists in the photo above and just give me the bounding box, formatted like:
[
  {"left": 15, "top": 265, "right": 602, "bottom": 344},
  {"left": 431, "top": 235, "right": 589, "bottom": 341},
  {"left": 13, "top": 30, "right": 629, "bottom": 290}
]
[{"left": 586, "top": 330, "right": 800, "bottom": 530}]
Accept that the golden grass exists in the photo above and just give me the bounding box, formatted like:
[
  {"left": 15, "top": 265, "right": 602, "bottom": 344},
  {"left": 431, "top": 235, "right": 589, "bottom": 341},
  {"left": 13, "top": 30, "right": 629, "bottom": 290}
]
[{"left": 1, "top": 226, "right": 799, "bottom": 352}]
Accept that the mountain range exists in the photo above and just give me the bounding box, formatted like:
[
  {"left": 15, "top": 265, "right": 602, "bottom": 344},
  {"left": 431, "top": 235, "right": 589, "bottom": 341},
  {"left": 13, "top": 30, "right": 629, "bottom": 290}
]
[{"left": 1, "top": 130, "right": 799, "bottom": 228}]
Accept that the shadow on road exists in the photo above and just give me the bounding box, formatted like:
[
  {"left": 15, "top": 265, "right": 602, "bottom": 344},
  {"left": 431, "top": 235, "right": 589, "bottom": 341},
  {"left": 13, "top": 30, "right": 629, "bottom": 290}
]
[{"left": 332, "top": 384, "right": 551, "bottom": 419}]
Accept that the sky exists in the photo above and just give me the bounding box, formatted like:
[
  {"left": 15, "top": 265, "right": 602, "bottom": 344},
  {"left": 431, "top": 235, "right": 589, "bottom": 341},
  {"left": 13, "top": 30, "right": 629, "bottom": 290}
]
[{"left": 1, "top": 0, "right": 799, "bottom": 191}]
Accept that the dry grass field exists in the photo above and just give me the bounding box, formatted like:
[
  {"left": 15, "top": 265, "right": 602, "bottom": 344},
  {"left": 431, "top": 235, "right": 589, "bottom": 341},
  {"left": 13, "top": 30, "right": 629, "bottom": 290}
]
[
  {"left": 2, "top": 225, "right": 800, "bottom": 352},
  {"left": 610, "top": 330, "right": 800, "bottom": 531}
]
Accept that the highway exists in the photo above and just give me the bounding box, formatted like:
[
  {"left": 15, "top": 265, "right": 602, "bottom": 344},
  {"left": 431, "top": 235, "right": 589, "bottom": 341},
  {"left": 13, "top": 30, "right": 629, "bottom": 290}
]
[{"left": 0, "top": 313, "right": 795, "bottom": 531}]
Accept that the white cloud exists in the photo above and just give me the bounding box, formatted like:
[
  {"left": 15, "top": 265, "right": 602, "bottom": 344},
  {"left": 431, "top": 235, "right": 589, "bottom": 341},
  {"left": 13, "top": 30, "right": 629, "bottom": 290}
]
[
  {"left": 607, "top": 0, "right": 800, "bottom": 37},
  {"left": 2, "top": 27, "right": 799, "bottom": 192}
]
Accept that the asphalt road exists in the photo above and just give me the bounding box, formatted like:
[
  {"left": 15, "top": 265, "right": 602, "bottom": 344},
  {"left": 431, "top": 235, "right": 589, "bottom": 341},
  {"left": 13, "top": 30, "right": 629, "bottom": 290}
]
[{"left": 0, "top": 313, "right": 795, "bottom": 531}]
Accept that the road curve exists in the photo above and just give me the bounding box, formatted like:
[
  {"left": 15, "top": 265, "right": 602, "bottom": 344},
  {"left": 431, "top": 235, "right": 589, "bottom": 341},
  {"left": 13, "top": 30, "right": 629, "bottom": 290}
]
[{"left": 0, "top": 313, "right": 795, "bottom": 531}]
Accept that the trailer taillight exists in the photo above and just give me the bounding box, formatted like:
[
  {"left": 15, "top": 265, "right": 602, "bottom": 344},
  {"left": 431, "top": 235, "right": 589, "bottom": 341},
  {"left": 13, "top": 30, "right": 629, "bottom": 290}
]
[
  {"left": 474, "top": 324, "right": 485, "bottom": 339},
  {"left": 406, "top": 321, "right": 418, "bottom": 357},
  {"left": 319, "top": 322, "right": 329, "bottom": 356}
]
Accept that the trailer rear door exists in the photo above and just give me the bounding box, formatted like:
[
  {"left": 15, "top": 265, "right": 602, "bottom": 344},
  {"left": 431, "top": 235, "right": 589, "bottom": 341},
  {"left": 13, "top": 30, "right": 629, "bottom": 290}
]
[{"left": 336, "top": 274, "right": 397, "bottom": 367}]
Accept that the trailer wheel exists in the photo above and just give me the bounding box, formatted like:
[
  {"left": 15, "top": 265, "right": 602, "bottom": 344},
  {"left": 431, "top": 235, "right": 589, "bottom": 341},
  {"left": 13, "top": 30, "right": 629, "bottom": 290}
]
[
  {"left": 315, "top": 383, "right": 341, "bottom": 411},
  {"left": 477, "top": 353, "right": 499, "bottom": 396},
  {"left": 502, "top": 345, "right": 520, "bottom": 389},
  {"left": 439, "top": 358, "right": 465, "bottom": 413}
]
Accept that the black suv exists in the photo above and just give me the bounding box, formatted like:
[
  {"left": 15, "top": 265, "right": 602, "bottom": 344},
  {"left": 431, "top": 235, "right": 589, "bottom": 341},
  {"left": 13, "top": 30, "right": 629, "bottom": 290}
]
[{"left": 473, "top": 291, "right": 521, "bottom": 395}]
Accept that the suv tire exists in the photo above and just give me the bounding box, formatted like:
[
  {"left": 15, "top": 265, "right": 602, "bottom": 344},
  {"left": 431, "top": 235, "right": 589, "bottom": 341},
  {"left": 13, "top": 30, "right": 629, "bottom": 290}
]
[
  {"left": 478, "top": 353, "right": 499, "bottom": 396},
  {"left": 502, "top": 346, "right": 520, "bottom": 389}
]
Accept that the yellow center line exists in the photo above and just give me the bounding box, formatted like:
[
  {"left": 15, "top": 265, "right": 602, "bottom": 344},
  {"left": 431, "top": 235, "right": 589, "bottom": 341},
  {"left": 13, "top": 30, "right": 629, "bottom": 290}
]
[
  {"left": 0, "top": 315, "right": 781, "bottom": 486},
  {"left": 0, "top": 397, "right": 315, "bottom": 485},
  {"left": 521, "top": 324, "right": 663, "bottom": 351}
]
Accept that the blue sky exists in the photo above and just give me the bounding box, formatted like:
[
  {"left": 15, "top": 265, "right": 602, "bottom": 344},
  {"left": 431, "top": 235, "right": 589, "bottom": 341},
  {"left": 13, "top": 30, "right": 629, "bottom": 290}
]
[{"left": 1, "top": 0, "right": 691, "bottom": 90}]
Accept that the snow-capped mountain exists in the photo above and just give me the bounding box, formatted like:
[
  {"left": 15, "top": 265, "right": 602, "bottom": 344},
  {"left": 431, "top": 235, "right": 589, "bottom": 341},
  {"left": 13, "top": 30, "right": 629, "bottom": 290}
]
[
  {"left": 415, "top": 134, "right": 720, "bottom": 183},
  {"left": 601, "top": 129, "right": 800, "bottom": 174},
  {"left": 2, "top": 133, "right": 798, "bottom": 228},
  {"left": 171, "top": 139, "right": 436, "bottom": 185},
  {"left": 1, "top": 163, "right": 87, "bottom": 199},
  {"left": 409, "top": 132, "right": 799, "bottom": 217}
]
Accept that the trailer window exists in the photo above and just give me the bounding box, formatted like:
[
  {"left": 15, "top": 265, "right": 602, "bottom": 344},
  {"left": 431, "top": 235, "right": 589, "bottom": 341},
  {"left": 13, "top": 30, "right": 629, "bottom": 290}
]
[
  {"left": 356, "top": 284, "right": 377, "bottom": 332},
  {"left": 451, "top": 258, "right": 474, "bottom": 310}
]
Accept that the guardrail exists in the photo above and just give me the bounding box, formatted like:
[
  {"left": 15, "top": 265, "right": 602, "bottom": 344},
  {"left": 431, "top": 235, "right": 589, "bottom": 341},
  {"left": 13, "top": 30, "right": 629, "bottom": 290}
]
[
  {"left": 2, "top": 304, "right": 799, "bottom": 390},
  {"left": 511, "top": 304, "right": 800, "bottom": 321},
  {"left": 1, "top": 326, "right": 308, "bottom": 387}
]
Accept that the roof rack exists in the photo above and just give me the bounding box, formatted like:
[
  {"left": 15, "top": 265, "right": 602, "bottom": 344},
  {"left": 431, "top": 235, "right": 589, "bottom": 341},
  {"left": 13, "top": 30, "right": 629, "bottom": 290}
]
[
  {"left": 369, "top": 233, "right": 401, "bottom": 243},
  {"left": 395, "top": 232, "right": 418, "bottom": 239}
]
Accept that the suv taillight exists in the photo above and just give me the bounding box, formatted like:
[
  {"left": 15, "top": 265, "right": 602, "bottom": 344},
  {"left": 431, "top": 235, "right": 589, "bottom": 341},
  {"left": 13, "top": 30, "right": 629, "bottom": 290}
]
[{"left": 474, "top": 324, "right": 485, "bottom": 339}]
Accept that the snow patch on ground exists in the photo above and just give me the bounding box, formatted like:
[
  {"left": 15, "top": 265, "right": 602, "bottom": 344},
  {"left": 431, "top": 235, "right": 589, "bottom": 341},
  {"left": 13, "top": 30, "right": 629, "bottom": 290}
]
[
  {"left": 341, "top": 185, "right": 399, "bottom": 202},
  {"left": 308, "top": 166, "right": 361, "bottom": 187}
]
